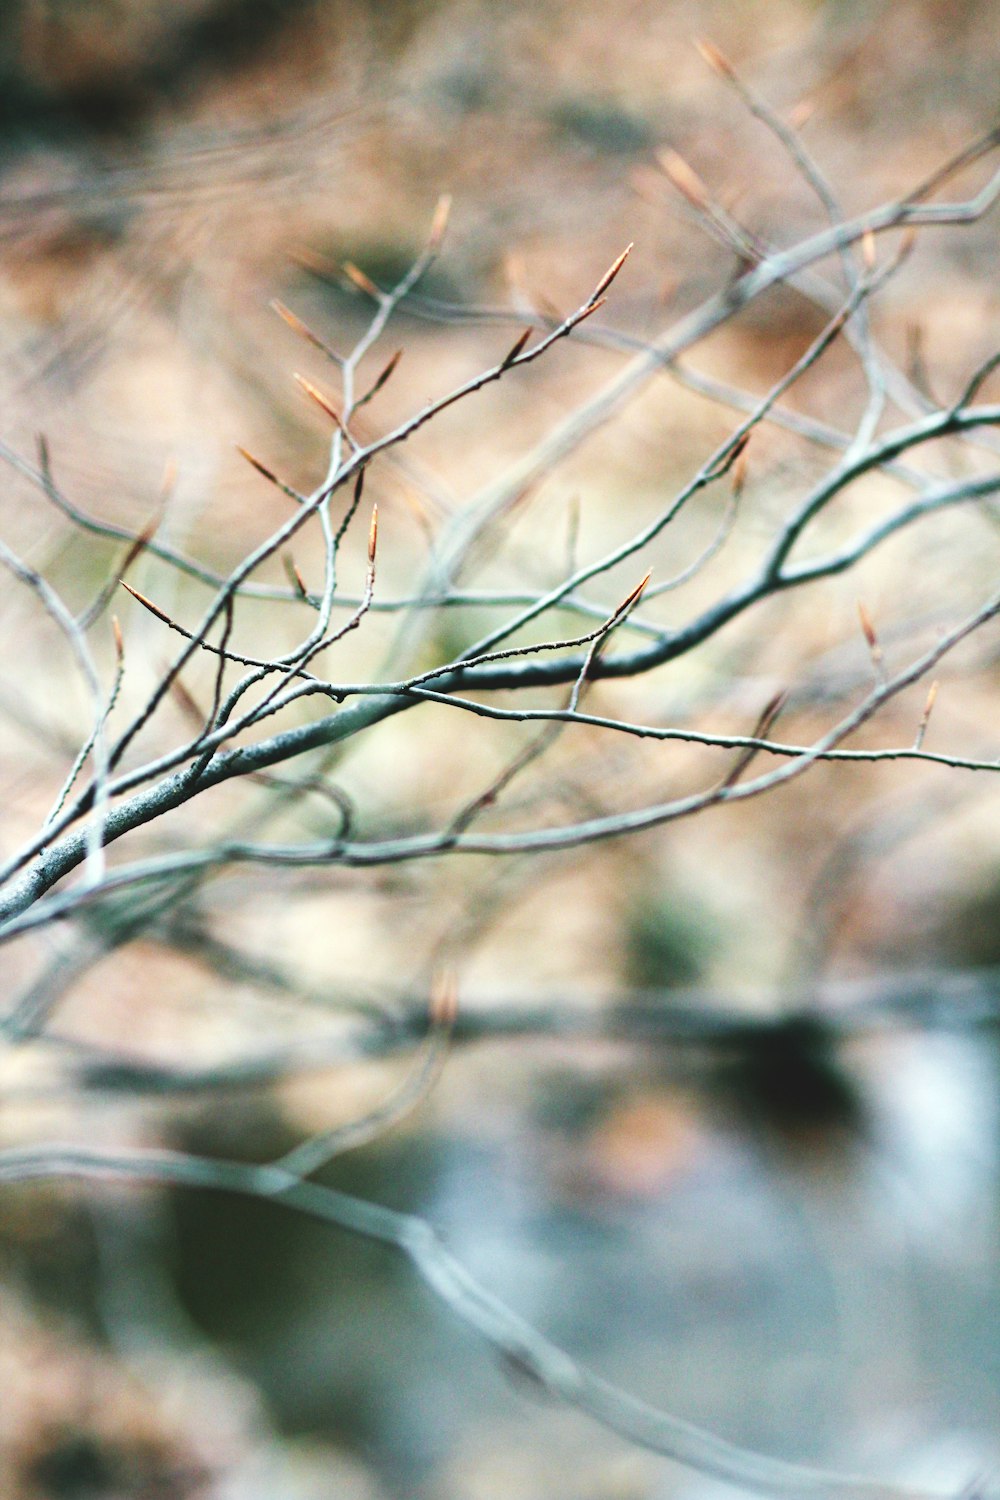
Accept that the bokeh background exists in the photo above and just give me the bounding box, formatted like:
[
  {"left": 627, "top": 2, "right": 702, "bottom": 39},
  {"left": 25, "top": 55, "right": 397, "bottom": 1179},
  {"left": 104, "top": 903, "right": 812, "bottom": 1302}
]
[{"left": 0, "top": 1, "right": 999, "bottom": 1496}]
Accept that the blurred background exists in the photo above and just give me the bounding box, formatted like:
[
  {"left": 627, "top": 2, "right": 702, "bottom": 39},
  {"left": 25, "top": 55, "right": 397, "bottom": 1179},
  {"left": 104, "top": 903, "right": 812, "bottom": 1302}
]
[{"left": 0, "top": 1, "right": 999, "bottom": 1496}]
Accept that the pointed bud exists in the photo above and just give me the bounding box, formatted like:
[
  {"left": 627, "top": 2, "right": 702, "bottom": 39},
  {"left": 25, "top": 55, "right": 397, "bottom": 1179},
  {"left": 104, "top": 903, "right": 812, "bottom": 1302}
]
[
  {"left": 696, "top": 37, "right": 735, "bottom": 79},
  {"left": 120, "top": 580, "right": 172, "bottom": 627},
  {"left": 159, "top": 457, "right": 178, "bottom": 502},
  {"left": 658, "top": 150, "right": 709, "bottom": 210},
  {"left": 342, "top": 261, "right": 380, "bottom": 298},
  {"left": 271, "top": 298, "right": 310, "bottom": 337},
  {"left": 589, "top": 243, "right": 633, "bottom": 304},
  {"left": 236, "top": 445, "right": 279, "bottom": 485},
  {"left": 732, "top": 439, "right": 750, "bottom": 498},
  {"left": 857, "top": 600, "right": 878, "bottom": 651},
  {"left": 367, "top": 504, "right": 379, "bottom": 564},
  {"left": 430, "top": 969, "right": 458, "bottom": 1028},
  {"left": 117, "top": 515, "right": 158, "bottom": 576},
  {"left": 429, "top": 193, "right": 452, "bottom": 250},
  {"left": 168, "top": 673, "right": 204, "bottom": 725},
  {"left": 294, "top": 372, "right": 345, "bottom": 429},
  {"left": 291, "top": 245, "right": 337, "bottom": 278},
  {"left": 857, "top": 601, "right": 885, "bottom": 680},
  {"left": 753, "top": 689, "right": 788, "bottom": 741},
  {"left": 111, "top": 615, "right": 124, "bottom": 659},
  {"left": 897, "top": 226, "right": 918, "bottom": 263},
  {"left": 914, "top": 679, "right": 939, "bottom": 749},
  {"left": 359, "top": 348, "right": 403, "bottom": 405},
  {"left": 719, "top": 689, "right": 789, "bottom": 789},
  {"left": 614, "top": 570, "right": 653, "bottom": 618},
  {"left": 270, "top": 298, "right": 338, "bottom": 359},
  {"left": 788, "top": 97, "right": 816, "bottom": 130},
  {"left": 283, "top": 554, "right": 309, "bottom": 599},
  {"left": 501, "top": 328, "right": 532, "bottom": 367}
]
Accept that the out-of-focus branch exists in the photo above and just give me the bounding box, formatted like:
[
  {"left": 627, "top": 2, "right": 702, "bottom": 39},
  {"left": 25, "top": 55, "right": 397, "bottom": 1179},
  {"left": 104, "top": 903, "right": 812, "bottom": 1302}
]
[
  {"left": 0, "top": 1138, "right": 980, "bottom": 1500},
  {"left": 5, "top": 961, "right": 996, "bottom": 1104}
]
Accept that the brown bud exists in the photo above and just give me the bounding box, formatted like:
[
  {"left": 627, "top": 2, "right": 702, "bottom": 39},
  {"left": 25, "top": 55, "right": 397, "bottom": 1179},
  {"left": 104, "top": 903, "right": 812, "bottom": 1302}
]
[
  {"left": 294, "top": 373, "right": 345, "bottom": 430},
  {"left": 732, "top": 440, "right": 750, "bottom": 498},
  {"left": 429, "top": 193, "right": 452, "bottom": 250},
  {"left": 284, "top": 555, "right": 309, "bottom": 599},
  {"left": 897, "top": 226, "right": 918, "bottom": 263},
  {"left": 857, "top": 600, "right": 878, "bottom": 651},
  {"left": 120, "top": 580, "right": 172, "bottom": 627},
  {"left": 159, "top": 457, "right": 178, "bottom": 502},
  {"left": 501, "top": 328, "right": 532, "bottom": 367},
  {"left": 236, "top": 446, "right": 279, "bottom": 485},
  {"left": 362, "top": 348, "right": 403, "bottom": 403},
  {"left": 590, "top": 243, "right": 633, "bottom": 303},
  {"left": 342, "top": 261, "right": 380, "bottom": 298},
  {"left": 696, "top": 37, "right": 736, "bottom": 80},
  {"left": 614, "top": 570, "right": 653, "bottom": 618},
  {"left": 658, "top": 149, "right": 709, "bottom": 210},
  {"left": 788, "top": 97, "right": 817, "bottom": 130},
  {"left": 430, "top": 969, "right": 458, "bottom": 1028}
]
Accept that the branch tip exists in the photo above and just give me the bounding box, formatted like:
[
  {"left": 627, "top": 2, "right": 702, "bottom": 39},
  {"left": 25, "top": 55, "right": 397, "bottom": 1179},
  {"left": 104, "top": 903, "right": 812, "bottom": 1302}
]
[
  {"left": 430, "top": 969, "right": 459, "bottom": 1028},
  {"left": 787, "top": 97, "right": 816, "bottom": 130},
  {"left": 342, "top": 261, "right": 381, "bottom": 299},
  {"left": 658, "top": 149, "right": 710, "bottom": 210},
  {"left": 732, "top": 440, "right": 750, "bottom": 497},
  {"left": 857, "top": 600, "right": 878, "bottom": 652},
  {"left": 168, "top": 671, "right": 204, "bottom": 726},
  {"left": 897, "top": 225, "right": 919, "bottom": 263},
  {"left": 695, "top": 37, "right": 735, "bottom": 80},
  {"left": 271, "top": 297, "right": 302, "bottom": 329},
  {"left": 501, "top": 328, "right": 532, "bottom": 366},
  {"left": 111, "top": 615, "right": 123, "bottom": 659},
  {"left": 114, "top": 515, "right": 158, "bottom": 583},
  {"left": 290, "top": 244, "right": 336, "bottom": 278},
  {"left": 119, "top": 580, "right": 172, "bottom": 627},
  {"left": 914, "top": 679, "right": 939, "bottom": 750},
  {"left": 615, "top": 570, "right": 653, "bottom": 617},
  {"left": 755, "top": 689, "right": 789, "bottom": 738},
  {"left": 159, "top": 457, "right": 178, "bottom": 502},
  {"left": 590, "top": 243, "right": 634, "bottom": 304},
  {"left": 709, "top": 430, "right": 750, "bottom": 484},
  {"left": 294, "top": 373, "right": 345, "bottom": 430},
  {"left": 719, "top": 689, "right": 789, "bottom": 790},
  {"left": 429, "top": 193, "right": 453, "bottom": 250},
  {"left": 857, "top": 601, "right": 885, "bottom": 679},
  {"left": 368, "top": 504, "right": 379, "bottom": 564},
  {"left": 271, "top": 299, "right": 319, "bottom": 344},
  {"left": 236, "top": 445, "right": 279, "bottom": 486},
  {"left": 360, "top": 348, "right": 403, "bottom": 405},
  {"left": 283, "top": 554, "right": 309, "bottom": 600}
]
